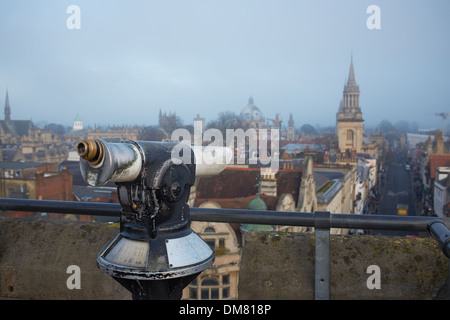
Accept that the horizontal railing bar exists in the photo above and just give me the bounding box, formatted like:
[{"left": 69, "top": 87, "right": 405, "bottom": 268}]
[
  {"left": 0, "top": 198, "right": 121, "bottom": 217},
  {"left": 0, "top": 198, "right": 449, "bottom": 232},
  {"left": 191, "top": 207, "right": 450, "bottom": 231}
]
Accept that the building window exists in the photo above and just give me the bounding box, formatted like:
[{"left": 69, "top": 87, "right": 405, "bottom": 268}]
[
  {"left": 204, "top": 238, "right": 226, "bottom": 254},
  {"left": 188, "top": 274, "right": 233, "bottom": 300},
  {"left": 189, "top": 287, "right": 198, "bottom": 299},
  {"left": 205, "top": 239, "right": 215, "bottom": 250},
  {"left": 201, "top": 277, "right": 220, "bottom": 300},
  {"left": 346, "top": 130, "right": 354, "bottom": 146},
  {"left": 347, "top": 130, "right": 353, "bottom": 141},
  {"left": 216, "top": 238, "right": 226, "bottom": 255},
  {"left": 222, "top": 287, "right": 230, "bottom": 299}
]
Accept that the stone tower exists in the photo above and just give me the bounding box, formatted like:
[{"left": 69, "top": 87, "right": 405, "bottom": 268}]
[
  {"left": 73, "top": 114, "right": 83, "bottom": 131},
  {"left": 336, "top": 57, "right": 364, "bottom": 153},
  {"left": 287, "top": 113, "right": 295, "bottom": 140},
  {"left": 4, "top": 89, "right": 11, "bottom": 123}
]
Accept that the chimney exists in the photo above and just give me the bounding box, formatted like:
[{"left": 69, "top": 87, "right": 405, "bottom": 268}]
[{"left": 259, "top": 169, "right": 277, "bottom": 197}]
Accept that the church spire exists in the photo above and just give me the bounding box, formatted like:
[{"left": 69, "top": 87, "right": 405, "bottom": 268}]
[
  {"left": 337, "top": 56, "right": 362, "bottom": 121},
  {"left": 4, "top": 89, "right": 11, "bottom": 123},
  {"left": 336, "top": 56, "right": 364, "bottom": 153},
  {"left": 347, "top": 56, "right": 356, "bottom": 88}
]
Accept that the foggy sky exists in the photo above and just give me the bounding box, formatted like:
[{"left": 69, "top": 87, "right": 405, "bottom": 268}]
[{"left": 0, "top": 0, "right": 449, "bottom": 130}]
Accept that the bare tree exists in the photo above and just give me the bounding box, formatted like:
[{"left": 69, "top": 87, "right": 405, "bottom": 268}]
[
  {"left": 207, "top": 111, "right": 243, "bottom": 136},
  {"left": 138, "top": 125, "right": 167, "bottom": 141}
]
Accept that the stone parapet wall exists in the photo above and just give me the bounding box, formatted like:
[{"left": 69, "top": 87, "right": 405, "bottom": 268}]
[
  {"left": 0, "top": 216, "right": 448, "bottom": 300},
  {"left": 238, "top": 232, "right": 449, "bottom": 300},
  {"left": 0, "top": 216, "right": 130, "bottom": 300}
]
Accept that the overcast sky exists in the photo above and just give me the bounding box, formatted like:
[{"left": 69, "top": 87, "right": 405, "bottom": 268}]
[{"left": 0, "top": 0, "right": 449, "bottom": 130}]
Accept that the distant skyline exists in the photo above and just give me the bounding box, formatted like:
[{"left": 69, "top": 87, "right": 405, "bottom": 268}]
[{"left": 0, "top": 1, "right": 449, "bottom": 130}]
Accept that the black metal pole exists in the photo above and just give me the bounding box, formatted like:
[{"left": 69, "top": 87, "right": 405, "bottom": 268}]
[
  {"left": 1, "top": 198, "right": 449, "bottom": 232},
  {"left": 0, "top": 198, "right": 121, "bottom": 217},
  {"left": 190, "top": 206, "right": 450, "bottom": 231}
]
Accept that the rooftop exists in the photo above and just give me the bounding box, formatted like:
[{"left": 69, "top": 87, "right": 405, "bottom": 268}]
[
  {"left": 429, "top": 154, "right": 450, "bottom": 179},
  {"left": 0, "top": 161, "right": 47, "bottom": 169}
]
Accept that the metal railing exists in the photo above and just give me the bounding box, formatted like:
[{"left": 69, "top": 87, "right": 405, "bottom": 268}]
[
  {"left": 0, "top": 197, "right": 449, "bottom": 300},
  {"left": 1, "top": 197, "right": 447, "bottom": 232}
]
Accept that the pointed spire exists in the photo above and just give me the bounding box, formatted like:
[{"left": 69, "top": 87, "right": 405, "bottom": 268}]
[
  {"left": 288, "top": 113, "right": 294, "bottom": 126},
  {"left": 4, "top": 88, "right": 11, "bottom": 123},
  {"left": 337, "top": 56, "right": 362, "bottom": 120},
  {"left": 347, "top": 56, "right": 356, "bottom": 87}
]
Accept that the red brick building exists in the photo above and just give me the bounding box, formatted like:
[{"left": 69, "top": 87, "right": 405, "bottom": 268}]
[
  {"left": 0, "top": 162, "right": 73, "bottom": 218},
  {"left": 34, "top": 170, "right": 73, "bottom": 201}
]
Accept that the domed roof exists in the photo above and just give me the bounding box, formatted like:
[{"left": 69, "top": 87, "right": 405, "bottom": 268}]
[
  {"left": 248, "top": 194, "right": 267, "bottom": 211},
  {"left": 241, "top": 194, "right": 273, "bottom": 232},
  {"left": 240, "top": 97, "right": 264, "bottom": 121}
]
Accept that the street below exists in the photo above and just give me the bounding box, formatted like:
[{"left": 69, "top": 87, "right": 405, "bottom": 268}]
[{"left": 372, "top": 151, "right": 423, "bottom": 237}]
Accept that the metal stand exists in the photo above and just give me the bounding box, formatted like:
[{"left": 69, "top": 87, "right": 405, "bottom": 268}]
[
  {"left": 77, "top": 139, "right": 215, "bottom": 300},
  {"left": 114, "top": 273, "right": 199, "bottom": 300}
]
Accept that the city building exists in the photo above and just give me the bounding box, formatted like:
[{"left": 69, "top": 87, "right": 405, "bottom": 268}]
[
  {"left": 433, "top": 166, "right": 450, "bottom": 218},
  {"left": 287, "top": 113, "right": 295, "bottom": 141},
  {"left": 240, "top": 97, "right": 265, "bottom": 130},
  {"left": 336, "top": 57, "right": 364, "bottom": 153},
  {"left": 87, "top": 125, "right": 139, "bottom": 142},
  {"left": 0, "top": 161, "right": 73, "bottom": 217},
  {"left": 314, "top": 165, "right": 357, "bottom": 234},
  {"left": 335, "top": 58, "right": 378, "bottom": 158},
  {"left": 159, "top": 109, "right": 178, "bottom": 139},
  {"left": 420, "top": 131, "right": 450, "bottom": 193},
  {"left": 185, "top": 200, "right": 243, "bottom": 300},
  {"left": 238, "top": 97, "right": 295, "bottom": 142},
  {"left": 183, "top": 166, "right": 306, "bottom": 299},
  {"left": 65, "top": 115, "right": 139, "bottom": 150},
  {"left": 64, "top": 115, "right": 88, "bottom": 147},
  {"left": 73, "top": 114, "right": 83, "bottom": 131},
  {"left": 0, "top": 90, "right": 69, "bottom": 167}
]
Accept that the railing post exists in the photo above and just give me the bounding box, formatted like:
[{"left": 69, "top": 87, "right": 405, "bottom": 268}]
[{"left": 314, "top": 211, "right": 331, "bottom": 300}]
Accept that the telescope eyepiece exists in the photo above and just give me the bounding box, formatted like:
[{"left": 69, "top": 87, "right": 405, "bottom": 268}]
[
  {"left": 77, "top": 139, "right": 103, "bottom": 166},
  {"left": 77, "top": 141, "right": 88, "bottom": 157}
]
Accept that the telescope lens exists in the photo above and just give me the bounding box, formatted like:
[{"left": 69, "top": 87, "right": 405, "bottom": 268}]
[
  {"left": 77, "top": 142, "right": 87, "bottom": 157},
  {"left": 77, "top": 139, "right": 103, "bottom": 166}
]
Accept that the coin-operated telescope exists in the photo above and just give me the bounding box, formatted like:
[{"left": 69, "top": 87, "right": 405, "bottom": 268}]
[
  {"left": 427, "top": 220, "right": 450, "bottom": 259},
  {"left": 77, "top": 139, "right": 231, "bottom": 299}
]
